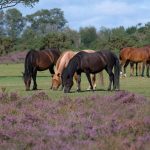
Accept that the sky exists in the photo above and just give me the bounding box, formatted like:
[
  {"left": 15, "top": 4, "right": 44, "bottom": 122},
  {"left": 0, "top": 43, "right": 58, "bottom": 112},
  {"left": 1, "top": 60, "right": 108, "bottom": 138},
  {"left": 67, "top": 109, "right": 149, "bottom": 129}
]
[{"left": 15, "top": 0, "right": 150, "bottom": 30}]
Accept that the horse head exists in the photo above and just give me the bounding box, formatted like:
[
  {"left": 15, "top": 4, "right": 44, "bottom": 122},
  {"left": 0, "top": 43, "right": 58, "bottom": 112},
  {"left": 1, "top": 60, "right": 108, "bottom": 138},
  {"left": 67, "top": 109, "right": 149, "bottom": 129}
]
[
  {"left": 62, "top": 68, "right": 73, "bottom": 93},
  {"left": 22, "top": 72, "right": 32, "bottom": 91},
  {"left": 52, "top": 73, "right": 61, "bottom": 90}
]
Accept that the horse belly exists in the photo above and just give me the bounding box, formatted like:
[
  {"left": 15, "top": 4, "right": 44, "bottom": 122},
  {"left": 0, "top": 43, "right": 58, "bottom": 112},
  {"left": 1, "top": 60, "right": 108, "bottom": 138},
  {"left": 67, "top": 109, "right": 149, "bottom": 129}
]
[
  {"left": 83, "top": 60, "right": 104, "bottom": 73},
  {"left": 130, "top": 53, "right": 147, "bottom": 62}
]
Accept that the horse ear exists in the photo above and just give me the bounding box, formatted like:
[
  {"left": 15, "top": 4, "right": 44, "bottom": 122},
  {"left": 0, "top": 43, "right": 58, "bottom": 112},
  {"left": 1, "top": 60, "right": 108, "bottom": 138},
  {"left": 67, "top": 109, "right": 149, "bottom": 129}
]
[{"left": 57, "top": 73, "right": 60, "bottom": 77}]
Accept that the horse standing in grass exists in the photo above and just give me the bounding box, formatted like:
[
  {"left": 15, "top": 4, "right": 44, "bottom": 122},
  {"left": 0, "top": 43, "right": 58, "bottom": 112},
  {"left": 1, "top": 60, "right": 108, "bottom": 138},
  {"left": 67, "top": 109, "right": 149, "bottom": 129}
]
[
  {"left": 23, "top": 48, "right": 61, "bottom": 91},
  {"left": 120, "top": 47, "right": 150, "bottom": 77},
  {"left": 129, "top": 62, "right": 142, "bottom": 77},
  {"left": 62, "top": 50, "right": 120, "bottom": 93},
  {"left": 51, "top": 50, "right": 104, "bottom": 90}
]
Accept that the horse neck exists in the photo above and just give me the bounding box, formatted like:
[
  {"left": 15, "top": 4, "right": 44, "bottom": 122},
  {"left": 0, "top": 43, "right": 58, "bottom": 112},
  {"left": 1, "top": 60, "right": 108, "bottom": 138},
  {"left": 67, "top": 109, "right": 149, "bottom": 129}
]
[
  {"left": 67, "top": 56, "right": 79, "bottom": 77},
  {"left": 50, "top": 49, "right": 61, "bottom": 64},
  {"left": 56, "top": 51, "right": 75, "bottom": 75}
]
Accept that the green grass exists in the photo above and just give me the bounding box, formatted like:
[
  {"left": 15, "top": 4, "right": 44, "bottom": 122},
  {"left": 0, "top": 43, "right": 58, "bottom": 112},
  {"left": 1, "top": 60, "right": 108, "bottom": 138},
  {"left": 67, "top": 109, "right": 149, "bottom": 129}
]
[{"left": 0, "top": 63, "right": 150, "bottom": 99}]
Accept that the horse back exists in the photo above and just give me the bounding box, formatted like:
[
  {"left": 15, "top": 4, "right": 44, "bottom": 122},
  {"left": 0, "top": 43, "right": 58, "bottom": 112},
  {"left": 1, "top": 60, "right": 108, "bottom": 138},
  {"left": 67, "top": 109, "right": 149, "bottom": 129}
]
[
  {"left": 119, "top": 47, "right": 133, "bottom": 60},
  {"left": 120, "top": 47, "right": 149, "bottom": 62},
  {"left": 78, "top": 50, "right": 115, "bottom": 73},
  {"left": 55, "top": 51, "right": 76, "bottom": 74}
]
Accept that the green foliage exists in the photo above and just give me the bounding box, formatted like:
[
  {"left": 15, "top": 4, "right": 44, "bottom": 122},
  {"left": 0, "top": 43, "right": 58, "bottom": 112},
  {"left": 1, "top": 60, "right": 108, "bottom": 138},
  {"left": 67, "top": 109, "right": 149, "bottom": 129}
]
[
  {"left": 21, "top": 27, "right": 44, "bottom": 50},
  {"left": 26, "top": 8, "right": 67, "bottom": 35},
  {"left": 1, "top": 8, "right": 150, "bottom": 54},
  {"left": 0, "top": 0, "right": 39, "bottom": 9},
  {"left": 43, "top": 32, "right": 75, "bottom": 50},
  {"left": 0, "top": 37, "right": 13, "bottom": 55},
  {"left": 5, "top": 8, "right": 25, "bottom": 40},
  {"left": 79, "top": 26, "right": 97, "bottom": 49},
  {"left": 0, "top": 10, "right": 5, "bottom": 36}
]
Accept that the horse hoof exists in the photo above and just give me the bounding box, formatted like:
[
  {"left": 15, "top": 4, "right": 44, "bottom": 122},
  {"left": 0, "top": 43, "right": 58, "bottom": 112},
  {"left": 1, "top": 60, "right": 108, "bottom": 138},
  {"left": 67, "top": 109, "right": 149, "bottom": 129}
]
[{"left": 77, "top": 89, "right": 81, "bottom": 92}]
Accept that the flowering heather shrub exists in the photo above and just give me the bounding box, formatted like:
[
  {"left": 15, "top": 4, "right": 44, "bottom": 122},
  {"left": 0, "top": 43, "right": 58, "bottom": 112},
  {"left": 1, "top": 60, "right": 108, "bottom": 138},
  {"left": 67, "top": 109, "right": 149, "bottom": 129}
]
[
  {"left": 0, "top": 51, "right": 27, "bottom": 64},
  {"left": 0, "top": 90, "right": 150, "bottom": 150}
]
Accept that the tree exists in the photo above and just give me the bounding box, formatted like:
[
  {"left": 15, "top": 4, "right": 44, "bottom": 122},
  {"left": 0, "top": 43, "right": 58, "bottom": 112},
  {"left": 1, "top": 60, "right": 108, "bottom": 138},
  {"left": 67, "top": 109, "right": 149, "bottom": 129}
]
[
  {"left": 96, "top": 27, "right": 111, "bottom": 50},
  {"left": 0, "top": 0, "right": 39, "bottom": 9},
  {"left": 0, "top": 37, "right": 13, "bottom": 55},
  {"left": 5, "top": 8, "right": 25, "bottom": 40},
  {"left": 0, "top": 10, "right": 5, "bottom": 36},
  {"left": 26, "top": 8, "right": 67, "bottom": 35},
  {"left": 63, "top": 27, "right": 80, "bottom": 49},
  {"left": 79, "top": 26, "right": 97, "bottom": 49},
  {"left": 21, "top": 27, "right": 44, "bottom": 50}
]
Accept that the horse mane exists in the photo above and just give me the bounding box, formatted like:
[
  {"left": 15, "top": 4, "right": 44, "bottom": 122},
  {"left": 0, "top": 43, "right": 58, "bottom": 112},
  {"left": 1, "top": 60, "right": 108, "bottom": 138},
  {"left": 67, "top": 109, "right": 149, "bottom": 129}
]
[
  {"left": 47, "top": 48, "right": 61, "bottom": 64},
  {"left": 55, "top": 51, "right": 67, "bottom": 71},
  {"left": 65, "top": 51, "right": 85, "bottom": 76}
]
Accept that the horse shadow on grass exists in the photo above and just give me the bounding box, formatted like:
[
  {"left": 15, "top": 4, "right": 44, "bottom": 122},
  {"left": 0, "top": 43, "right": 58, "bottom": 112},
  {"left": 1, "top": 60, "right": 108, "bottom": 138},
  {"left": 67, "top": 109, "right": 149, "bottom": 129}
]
[{"left": 69, "top": 88, "right": 107, "bottom": 93}]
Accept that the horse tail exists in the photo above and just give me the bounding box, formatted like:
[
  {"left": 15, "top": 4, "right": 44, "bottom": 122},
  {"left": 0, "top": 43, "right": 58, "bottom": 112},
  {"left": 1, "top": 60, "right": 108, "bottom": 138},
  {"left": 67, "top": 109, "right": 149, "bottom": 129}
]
[
  {"left": 24, "top": 50, "right": 34, "bottom": 74},
  {"left": 114, "top": 54, "right": 120, "bottom": 90}
]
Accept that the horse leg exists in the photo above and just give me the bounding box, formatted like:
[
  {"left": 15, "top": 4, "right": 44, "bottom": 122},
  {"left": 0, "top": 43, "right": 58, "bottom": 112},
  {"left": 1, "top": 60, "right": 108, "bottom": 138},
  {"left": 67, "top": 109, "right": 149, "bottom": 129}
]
[
  {"left": 32, "top": 70, "right": 37, "bottom": 90},
  {"left": 139, "top": 63, "right": 142, "bottom": 75},
  {"left": 130, "top": 62, "right": 134, "bottom": 77},
  {"left": 87, "top": 74, "right": 96, "bottom": 90},
  {"left": 141, "top": 62, "right": 146, "bottom": 77},
  {"left": 105, "top": 67, "right": 114, "bottom": 91},
  {"left": 124, "top": 60, "right": 130, "bottom": 77},
  {"left": 146, "top": 63, "right": 150, "bottom": 77},
  {"left": 74, "top": 73, "right": 78, "bottom": 88},
  {"left": 85, "top": 71, "right": 93, "bottom": 91},
  {"left": 92, "top": 74, "right": 96, "bottom": 90},
  {"left": 136, "top": 62, "right": 138, "bottom": 76},
  {"left": 120, "top": 61, "right": 123, "bottom": 77},
  {"left": 49, "top": 66, "right": 55, "bottom": 89},
  {"left": 49, "top": 65, "right": 55, "bottom": 75},
  {"left": 77, "top": 73, "right": 81, "bottom": 92}
]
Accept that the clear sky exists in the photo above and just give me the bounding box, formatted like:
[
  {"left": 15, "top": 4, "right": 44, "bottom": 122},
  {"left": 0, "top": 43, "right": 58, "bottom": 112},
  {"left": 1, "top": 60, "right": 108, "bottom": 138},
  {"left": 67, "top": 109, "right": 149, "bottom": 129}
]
[{"left": 15, "top": 0, "right": 150, "bottom": 30}]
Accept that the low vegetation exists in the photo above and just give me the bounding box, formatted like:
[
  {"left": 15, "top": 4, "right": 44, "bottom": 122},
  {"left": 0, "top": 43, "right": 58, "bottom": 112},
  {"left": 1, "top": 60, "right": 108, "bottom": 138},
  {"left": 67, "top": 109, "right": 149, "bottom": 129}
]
[{"left": 0, "top": 90, "right": 150, "bottom": 149}]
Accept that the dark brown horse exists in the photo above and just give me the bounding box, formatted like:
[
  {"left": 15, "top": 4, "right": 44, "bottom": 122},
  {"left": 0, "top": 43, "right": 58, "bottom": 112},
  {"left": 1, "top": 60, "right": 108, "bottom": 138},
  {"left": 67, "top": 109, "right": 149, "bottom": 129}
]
[
  {"left": 51, "top": 50, "right": 104, "bottom": 90},
  {"left": 62, "top": 50, "right": 120, "bottom": 93},
  {"left": 23, "top": 48, "right": 61, "bottom": 90},
  {"left": 120, "top": 47, "right": 150, "bottom": 77}
]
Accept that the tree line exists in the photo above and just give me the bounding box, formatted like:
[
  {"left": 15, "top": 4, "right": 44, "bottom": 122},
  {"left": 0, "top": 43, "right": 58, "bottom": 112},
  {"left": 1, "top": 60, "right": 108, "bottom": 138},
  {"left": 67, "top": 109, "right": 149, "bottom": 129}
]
[{"left": 1, "top": 8, "right": 150, "bottom": 55}]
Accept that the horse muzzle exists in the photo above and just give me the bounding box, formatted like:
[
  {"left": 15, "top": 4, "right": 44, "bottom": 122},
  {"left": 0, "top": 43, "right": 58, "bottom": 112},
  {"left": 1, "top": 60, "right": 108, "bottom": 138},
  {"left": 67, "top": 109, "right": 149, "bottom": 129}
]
[{"left": 63, "top": 86, "right": 71, "bottom": 93}]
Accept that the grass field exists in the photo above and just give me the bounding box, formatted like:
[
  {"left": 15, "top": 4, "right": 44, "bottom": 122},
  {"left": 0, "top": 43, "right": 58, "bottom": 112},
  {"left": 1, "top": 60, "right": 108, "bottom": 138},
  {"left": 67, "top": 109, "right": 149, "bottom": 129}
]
[
  {"left": 0, "top": 63, "right": 150, "bottom": 99},
  {"left": 0, "top": 63, "right": 150, "bottom": 149}
]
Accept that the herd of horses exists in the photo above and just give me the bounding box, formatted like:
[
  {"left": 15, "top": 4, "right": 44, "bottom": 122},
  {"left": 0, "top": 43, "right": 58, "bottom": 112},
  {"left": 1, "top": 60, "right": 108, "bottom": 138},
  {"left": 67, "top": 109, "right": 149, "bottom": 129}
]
[{"left": 23, "top": 46, "right": 150, "bottom": 93}]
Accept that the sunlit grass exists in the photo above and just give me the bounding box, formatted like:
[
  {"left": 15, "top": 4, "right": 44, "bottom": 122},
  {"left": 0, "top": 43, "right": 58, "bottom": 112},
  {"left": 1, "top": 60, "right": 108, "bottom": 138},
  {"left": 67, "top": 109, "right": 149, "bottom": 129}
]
[{"left": 0, "top": 63, "right": 150, "bottom": 99}]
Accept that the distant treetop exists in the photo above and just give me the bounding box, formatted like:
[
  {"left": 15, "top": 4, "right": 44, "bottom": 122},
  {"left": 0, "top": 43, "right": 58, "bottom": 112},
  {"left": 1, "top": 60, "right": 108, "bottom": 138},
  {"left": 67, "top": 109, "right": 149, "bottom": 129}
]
[{"left": 0, "top": 0, "right": 39, "bottom": 9}]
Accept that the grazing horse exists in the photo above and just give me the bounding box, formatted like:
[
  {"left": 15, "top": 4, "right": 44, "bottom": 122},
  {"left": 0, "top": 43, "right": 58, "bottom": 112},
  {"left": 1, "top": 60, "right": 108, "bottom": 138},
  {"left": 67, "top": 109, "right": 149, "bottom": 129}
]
[
  {"left": 23, "top": 48, "right": 61, "bottom": 91},
  {"left": 62, "top": 50, "right": 120, "bottom": 93},
  {"left": 120, "top": 47, "right": 150, "bottom": 77},
  {"left": 51, "top": 50, "right": 104, "bottom": 90}
]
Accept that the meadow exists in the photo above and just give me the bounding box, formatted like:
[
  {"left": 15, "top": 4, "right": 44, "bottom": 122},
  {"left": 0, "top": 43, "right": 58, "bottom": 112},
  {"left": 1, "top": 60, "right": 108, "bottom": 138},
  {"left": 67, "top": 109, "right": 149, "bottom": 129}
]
[
  {"left": 0, "top": 63, "right": 149, "bottom": 99},
  {"left": 0, "top": 63, "right": 150, "bottom": 149}
]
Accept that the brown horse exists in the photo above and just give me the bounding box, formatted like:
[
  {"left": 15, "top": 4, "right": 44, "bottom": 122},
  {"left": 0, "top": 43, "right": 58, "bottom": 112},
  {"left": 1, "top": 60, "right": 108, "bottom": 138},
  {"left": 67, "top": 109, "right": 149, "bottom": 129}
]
[
  {"left": 23, "top": 48, "right": 61, "bottom": 91},
  {"left": 120, "top": 47, "right": 150, "bottom": 77},
  {"left": 51, "top": 50, "right": 104, "bottom": 90},
  {"left": 62, "top": 50, "right": 120, "bottom": 93}
]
